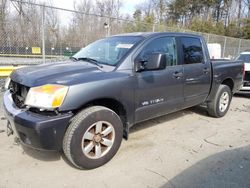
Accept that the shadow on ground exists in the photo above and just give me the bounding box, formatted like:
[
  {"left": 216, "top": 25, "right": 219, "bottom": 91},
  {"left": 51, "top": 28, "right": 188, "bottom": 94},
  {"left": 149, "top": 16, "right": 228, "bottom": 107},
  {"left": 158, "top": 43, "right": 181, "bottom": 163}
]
[
  {"left": 163, "top": 146, "right": 250, "bottom": 188},
  {"left": 21, "top": 145, "right": 85, "bottom": 169},
  {"left": 234, "top": 93, "right": 250, "bottom": 99},
  {"left": 21, "top": 145, "right": 61, "bottom": 161}
]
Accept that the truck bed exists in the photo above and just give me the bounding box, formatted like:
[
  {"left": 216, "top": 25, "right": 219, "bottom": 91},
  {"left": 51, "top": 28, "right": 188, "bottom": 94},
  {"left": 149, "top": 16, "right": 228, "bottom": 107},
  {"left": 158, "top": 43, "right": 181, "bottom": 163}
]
[{"left": 206, "top": 60, "right": 243, "bottom": 102}]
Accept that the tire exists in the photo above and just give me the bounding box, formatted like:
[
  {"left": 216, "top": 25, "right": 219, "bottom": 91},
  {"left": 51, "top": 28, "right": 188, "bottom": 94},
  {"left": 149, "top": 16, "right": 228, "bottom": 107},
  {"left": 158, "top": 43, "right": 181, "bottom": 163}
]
[
  {"left": 63, "top": 106, "right": 123, "bottom": 169},
  {"left": 207, "top": 85, "right": 232, "bottom": 118}
]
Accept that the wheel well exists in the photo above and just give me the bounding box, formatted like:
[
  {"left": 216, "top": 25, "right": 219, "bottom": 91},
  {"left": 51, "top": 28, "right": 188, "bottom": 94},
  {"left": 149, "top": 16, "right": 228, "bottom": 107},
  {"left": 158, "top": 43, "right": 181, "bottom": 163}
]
[
  {"left": 221, "top": 78, "right": 234, "bottom": 91},
  {"left": 76, "top": 98, "right": 128, "bottom": 137}
]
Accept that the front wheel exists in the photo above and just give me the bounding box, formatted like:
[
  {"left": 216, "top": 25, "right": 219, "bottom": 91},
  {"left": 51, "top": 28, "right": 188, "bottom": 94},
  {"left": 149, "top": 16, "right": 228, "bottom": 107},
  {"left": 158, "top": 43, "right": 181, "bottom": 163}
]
[
  {"left": 207, "top": 85, "right": 232, "bottom": 118},
  {"left": 63, "top": 106, "right": 123, "bottom": 169}
]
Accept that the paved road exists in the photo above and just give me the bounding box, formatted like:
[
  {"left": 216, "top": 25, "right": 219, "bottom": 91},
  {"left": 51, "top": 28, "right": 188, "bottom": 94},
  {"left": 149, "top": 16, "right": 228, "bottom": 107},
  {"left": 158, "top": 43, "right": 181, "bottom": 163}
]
[{"left": 0, "top": 94, "right": 250, "bottom": 188}]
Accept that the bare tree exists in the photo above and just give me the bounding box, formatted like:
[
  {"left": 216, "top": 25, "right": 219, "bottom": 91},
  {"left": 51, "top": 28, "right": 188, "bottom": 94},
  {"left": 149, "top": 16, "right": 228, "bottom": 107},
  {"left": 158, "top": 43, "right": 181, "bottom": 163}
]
[
  {"left": 243, "top": 0, "right": 250, "bottom": 18},
  {"left": 95, "top": 0, "right": 122, "bottom": 34},
  {"left": 153, "top": 0, "right": 167, "bottom": 23},
  {"left": 9, "top": 0, "right": 42, "bottom": 47},
  {"left": 45, "top": 0, "right": 60, "bottom": 47},
  {"left": 0, "top": 0, "right": 8, "bottom": 45}
]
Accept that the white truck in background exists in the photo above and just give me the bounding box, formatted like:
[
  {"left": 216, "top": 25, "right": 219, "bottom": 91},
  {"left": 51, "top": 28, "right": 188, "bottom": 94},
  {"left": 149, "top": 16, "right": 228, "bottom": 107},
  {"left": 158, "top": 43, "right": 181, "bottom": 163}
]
[
  {"left": 207, "top": 43, "right": 222, "bottom": 59},
  {"left": 236, "top": 51, "right": 250, "bottom": 93}
]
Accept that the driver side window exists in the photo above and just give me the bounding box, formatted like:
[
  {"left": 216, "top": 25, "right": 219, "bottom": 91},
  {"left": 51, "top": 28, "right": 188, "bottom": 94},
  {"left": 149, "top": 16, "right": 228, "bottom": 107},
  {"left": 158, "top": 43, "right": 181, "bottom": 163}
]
[{"left": 138, "top": 37, "right": 177, "bottom": 67}]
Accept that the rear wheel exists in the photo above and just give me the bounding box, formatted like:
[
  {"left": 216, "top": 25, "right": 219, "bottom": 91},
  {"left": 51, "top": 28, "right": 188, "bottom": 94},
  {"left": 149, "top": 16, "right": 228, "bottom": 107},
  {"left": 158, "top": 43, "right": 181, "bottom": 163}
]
[
  {"left": 63, "top": 106, "right": 123, "bottom": 169},
  {"left": 207, "top": 85, "right": 232, "bottom": 118}
]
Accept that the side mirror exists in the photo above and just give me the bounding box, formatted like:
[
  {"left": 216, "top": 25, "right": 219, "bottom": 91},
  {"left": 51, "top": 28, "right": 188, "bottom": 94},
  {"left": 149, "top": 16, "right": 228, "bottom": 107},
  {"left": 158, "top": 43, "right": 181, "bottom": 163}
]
[{"left": 135, "top": 53, "right": 167, "bottom": 72}]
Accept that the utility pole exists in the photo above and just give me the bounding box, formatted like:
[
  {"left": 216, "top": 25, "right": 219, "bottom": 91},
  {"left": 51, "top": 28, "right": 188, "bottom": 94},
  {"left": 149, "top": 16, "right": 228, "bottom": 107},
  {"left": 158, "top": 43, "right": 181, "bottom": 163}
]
[
  {"left": 42, "top": 5, "right": 45, "bottom": 64},
  {"left": 223, "top": 37, "right": 227, "bottom": 58},
  {"left": 104, "top": 21, "right": 110, "bottom": 37},
  {"left": 152, "top": 22, "right": 155, "bottom": 32}
]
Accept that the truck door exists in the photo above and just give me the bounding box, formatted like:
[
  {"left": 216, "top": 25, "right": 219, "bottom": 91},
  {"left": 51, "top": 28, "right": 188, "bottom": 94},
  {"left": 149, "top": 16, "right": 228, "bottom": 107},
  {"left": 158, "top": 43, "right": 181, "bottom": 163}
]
[
  {"left": 134, "top": 36, "right": 184, "bottom": 123},
  {"left": 180, "top": 37, "right": 211, "bottom": 107}
]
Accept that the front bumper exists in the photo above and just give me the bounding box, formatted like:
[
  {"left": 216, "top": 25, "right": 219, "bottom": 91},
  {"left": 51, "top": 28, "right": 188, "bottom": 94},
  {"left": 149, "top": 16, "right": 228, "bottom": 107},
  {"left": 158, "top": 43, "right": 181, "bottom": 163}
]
[
  {"left": 237, "top": 90, "right": 250, "bottom": 94},
  {"left": 3, "top": 90, "right": 73, "bottom": 151},
  {"left": 238, "top": 84, "right": 250, "bottom": 94}
]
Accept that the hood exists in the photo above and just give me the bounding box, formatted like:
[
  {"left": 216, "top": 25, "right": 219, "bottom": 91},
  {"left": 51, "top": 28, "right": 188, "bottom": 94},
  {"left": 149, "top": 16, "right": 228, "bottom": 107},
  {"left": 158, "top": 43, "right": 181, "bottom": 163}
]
[{"left": 10, "top": 60, "right": 113, "bottom": 87}]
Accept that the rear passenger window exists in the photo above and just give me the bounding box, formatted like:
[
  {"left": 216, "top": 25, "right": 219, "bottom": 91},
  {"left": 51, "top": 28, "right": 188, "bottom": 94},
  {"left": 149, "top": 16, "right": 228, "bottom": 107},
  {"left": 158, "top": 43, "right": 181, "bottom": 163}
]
[
  {"left": 138, "top": 37, "right": 177, "bottom": 67},
  {"left": 181, "top": 37, "right": 204, "bottom": 64}
]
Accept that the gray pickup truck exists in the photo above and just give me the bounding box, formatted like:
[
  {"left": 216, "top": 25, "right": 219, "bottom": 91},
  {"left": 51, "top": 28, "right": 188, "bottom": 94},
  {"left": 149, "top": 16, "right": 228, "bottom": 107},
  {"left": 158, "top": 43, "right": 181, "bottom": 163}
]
[{"left": 3, "top": 32, "right": 243, "bottom": 169}]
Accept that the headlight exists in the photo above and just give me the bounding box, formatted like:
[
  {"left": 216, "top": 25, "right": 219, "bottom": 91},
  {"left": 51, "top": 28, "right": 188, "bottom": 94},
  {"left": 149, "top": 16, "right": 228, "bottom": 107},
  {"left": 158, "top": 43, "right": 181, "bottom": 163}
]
[
  {"left": 4, "top": 77, "right": 11, "bottom": 90},
  {"left": 25, "top": 84, "right": 69, "bottom": 109}
]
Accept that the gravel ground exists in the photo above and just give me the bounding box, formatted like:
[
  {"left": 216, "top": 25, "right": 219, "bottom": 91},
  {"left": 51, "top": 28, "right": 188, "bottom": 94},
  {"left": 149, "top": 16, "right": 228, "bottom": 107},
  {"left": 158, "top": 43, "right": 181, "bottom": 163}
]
[{"left": 0, "top": 93, "right": 250, "bottom": 188}]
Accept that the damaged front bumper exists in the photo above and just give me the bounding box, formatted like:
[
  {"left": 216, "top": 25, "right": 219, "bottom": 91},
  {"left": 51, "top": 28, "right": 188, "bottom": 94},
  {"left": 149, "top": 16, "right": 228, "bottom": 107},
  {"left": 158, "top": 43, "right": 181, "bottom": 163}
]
[{"left": 3, "top": 90, "right": 73, "bottom": 151}]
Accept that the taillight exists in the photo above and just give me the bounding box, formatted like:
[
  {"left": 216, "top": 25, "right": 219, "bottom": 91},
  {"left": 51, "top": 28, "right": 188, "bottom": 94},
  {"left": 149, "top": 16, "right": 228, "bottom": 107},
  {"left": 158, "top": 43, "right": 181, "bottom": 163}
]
[{"left": 243, "top": 63, "right": 245, "bottom": 79}]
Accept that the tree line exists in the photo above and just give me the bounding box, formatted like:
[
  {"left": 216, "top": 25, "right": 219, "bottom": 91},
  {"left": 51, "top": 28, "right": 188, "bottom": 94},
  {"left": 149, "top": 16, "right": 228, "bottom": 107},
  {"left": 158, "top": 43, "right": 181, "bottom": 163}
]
[
  {"left": 0, "top": 0, "right": 124, "bottom": 49},
  {"left": 131, "top": 0, "right": 250, "bottom": 38}
]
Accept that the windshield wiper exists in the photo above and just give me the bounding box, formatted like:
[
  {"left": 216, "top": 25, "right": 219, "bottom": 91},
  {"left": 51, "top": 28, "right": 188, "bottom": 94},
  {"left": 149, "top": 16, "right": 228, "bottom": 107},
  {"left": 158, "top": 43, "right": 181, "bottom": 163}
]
[
  {"left": 70, "top": 56, "right": 78, "bottom": 61},
  {"left": 71, "top": 57, "right": 103, "bottom": 68}
]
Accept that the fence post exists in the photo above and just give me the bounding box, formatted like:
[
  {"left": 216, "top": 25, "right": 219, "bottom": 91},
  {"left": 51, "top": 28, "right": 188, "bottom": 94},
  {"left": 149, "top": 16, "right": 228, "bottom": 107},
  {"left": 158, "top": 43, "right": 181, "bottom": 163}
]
[
  {"left": 207, "top": 34, "right": 210, "bottom": 43},
  {"left": 108, "top": 18, "right": 111, "bottom": 37},
  {"left": 42, "top": 5, "right": 46, "bottom": 64},
  {"left": 222, "top": 36, "right": 227, "bottom": 58},
  {"left": 238, "top": 39, "right": 242, "bottom": 55}
]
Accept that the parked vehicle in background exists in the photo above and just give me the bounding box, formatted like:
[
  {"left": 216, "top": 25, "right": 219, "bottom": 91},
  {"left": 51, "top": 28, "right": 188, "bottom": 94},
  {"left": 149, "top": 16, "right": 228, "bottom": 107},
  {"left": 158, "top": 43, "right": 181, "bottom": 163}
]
[
  {"left": 3, "top": 32, "right": 244, "bottom": 169},
  {"left": 235, "top": 51, "right": 250, "bottom": 93},
  {"left": 207, "top": 43, "right": 222, "bottom": 59}
]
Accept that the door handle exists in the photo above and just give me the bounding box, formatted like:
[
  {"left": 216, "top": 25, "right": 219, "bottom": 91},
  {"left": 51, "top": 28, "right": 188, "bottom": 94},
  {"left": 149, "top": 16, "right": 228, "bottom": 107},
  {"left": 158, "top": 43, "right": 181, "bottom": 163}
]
[
  {"left": 173, "top": 71, "right": 183, "bottom": 79},
  {"left": 203, "top": 68, "right": 209, "bottom": 74}
]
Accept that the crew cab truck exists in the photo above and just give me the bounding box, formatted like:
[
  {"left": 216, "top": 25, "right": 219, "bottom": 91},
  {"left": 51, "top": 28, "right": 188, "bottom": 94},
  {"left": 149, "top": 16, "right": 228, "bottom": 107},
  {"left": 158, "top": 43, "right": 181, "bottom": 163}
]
[{"left": 3, "top": 32, "right": 243, "bottom": 169}]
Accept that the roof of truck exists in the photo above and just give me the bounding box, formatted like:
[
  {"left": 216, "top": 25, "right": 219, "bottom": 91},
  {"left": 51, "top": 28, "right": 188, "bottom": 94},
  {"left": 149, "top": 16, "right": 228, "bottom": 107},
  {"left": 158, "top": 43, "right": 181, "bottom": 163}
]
[
  {"left": 240, "top": 51, "right": 250, "bottom": 55},
  {"left": 113, "top": 32, "right": 202, "bottom": 38}
]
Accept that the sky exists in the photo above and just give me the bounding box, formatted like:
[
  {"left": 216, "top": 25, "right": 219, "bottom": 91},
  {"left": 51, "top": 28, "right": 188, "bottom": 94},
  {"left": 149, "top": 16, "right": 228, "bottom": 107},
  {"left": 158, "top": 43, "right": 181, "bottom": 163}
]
[
  {"left": 51, "top": 0, "right": 144, "bottom": 15},
  {"left": 120, "top": 0, "right": 144, "bottom": 15}
]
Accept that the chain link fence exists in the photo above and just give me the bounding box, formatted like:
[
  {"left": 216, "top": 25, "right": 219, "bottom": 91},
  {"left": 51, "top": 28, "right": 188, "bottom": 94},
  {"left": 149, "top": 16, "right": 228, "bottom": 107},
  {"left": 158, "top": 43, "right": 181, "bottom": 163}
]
[{"left": 1, "top": 1, "right": 250, "bottom": 66}]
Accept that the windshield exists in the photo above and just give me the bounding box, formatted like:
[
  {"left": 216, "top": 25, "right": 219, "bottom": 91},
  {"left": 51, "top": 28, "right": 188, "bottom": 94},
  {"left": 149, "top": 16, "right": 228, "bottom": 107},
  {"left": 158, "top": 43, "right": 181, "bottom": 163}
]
[
  {"left": 73, "top": 36, "right": 143, "bottom": 66},
  {"left": 236, "top": 54, "right": 250, "bottom": 62}
]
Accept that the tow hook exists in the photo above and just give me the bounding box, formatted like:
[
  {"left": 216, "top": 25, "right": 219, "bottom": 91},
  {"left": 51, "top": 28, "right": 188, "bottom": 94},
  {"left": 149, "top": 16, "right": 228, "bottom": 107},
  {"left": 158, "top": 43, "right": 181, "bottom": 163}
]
[{"left": 6, "top": 121, "right": 13, "bottom": 136}]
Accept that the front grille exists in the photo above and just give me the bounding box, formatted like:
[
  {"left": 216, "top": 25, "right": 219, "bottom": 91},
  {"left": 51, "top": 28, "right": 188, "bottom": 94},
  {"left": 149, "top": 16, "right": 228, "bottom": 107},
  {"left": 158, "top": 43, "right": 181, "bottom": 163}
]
[
  {"left": 9, "top": 81, "right": 30, "bottom": 108},
  {"left": 244, "top": 71, "right": 250, "bottom": 81},
  {"left": 244, "top": 81, "right": 250, "bottom": 87}
]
